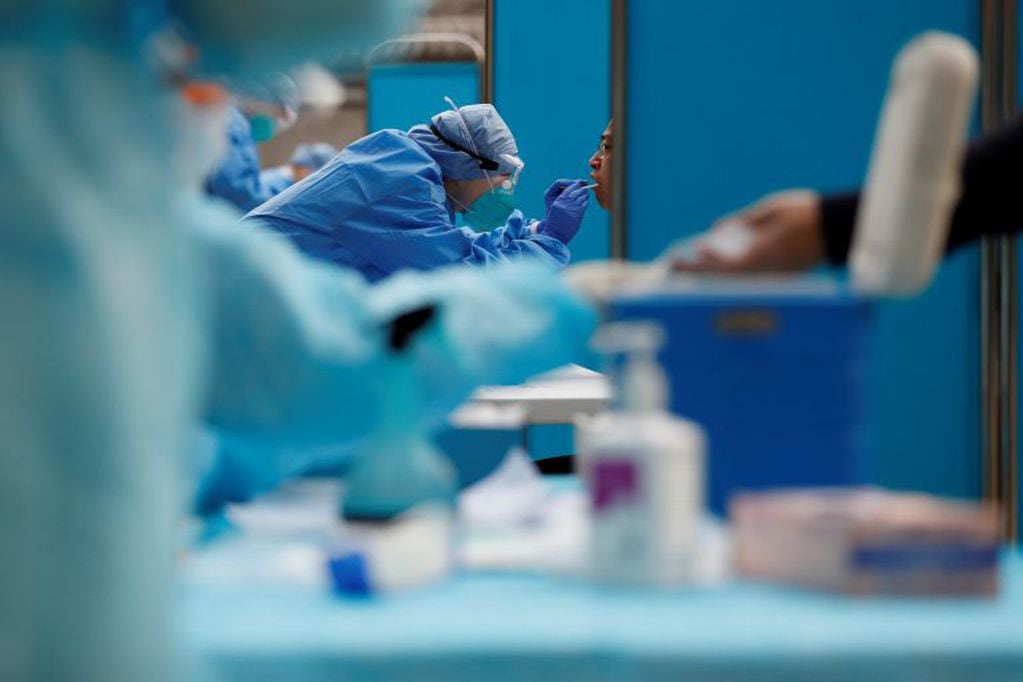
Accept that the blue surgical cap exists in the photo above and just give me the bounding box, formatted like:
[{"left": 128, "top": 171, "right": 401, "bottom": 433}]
[
  {"left": 290, "top": 142, "right": 339, "bottom": 170},
  {"left": 407, "top": 103, "right": 522, "bottom": 181}
]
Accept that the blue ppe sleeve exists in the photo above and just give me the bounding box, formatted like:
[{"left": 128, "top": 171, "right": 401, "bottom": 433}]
[
  {"left": 195, "top": 197, "right": 385, "bottom": 450},
  {"left": 463, "top": 210, "right": 571, "bottom": 267},
  {"left": 246, "top": 130, "right": 570, "bottom": 281},
  {"left": 205, "top": 107, "right": 291, "bottom": 212},
  {"left": 193, "top": 197, "right": 595, "bottom": 507}
]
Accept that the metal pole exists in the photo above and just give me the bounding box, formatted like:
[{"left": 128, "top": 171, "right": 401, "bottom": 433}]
[
  {"left": 980, "top": 0, "right": 1019, "bottom": 541},
  {"left": 1001, "top": 0, "right": 1019, "bottom": 542},
  {"left": 610, "top": 0, "right": 628, "bottom": 260},
  {"left": 483, "top": 0, "right": 495, "bottom": 104},
  {"left": 1003, "top": 224, "right": 1019, "bottom": 542}
]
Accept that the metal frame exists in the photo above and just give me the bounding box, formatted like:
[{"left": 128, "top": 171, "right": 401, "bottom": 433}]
[
  {"left": 365, "top": 34, "right": 486, "bottom": 66},
  {"left": 484, "top": 0, "right": 495, "bottom": 103},
  {"left": 610, "top": 0, "right": 628, "bottom": 259},
  {"left": 364, "top": 31, "right": 487, "bottom": 136},
  {"left": 980, "top": 0, "right": 1019, "bottom": 541}
]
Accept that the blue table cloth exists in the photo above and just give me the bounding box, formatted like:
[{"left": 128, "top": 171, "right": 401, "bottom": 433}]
[{"left": 181, "top": 542, "right": 1023, "bottom": 681}]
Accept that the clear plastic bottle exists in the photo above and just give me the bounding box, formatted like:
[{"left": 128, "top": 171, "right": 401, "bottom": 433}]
[{"left": 579, "top": 322, "right": 706, "bottom": 586}]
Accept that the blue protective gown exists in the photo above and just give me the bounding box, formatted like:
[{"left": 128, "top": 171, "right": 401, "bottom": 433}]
[
  {"left": 205, "top": 106, "right": 293, "bottom": 212},
  {"left": 245, "top": 129, "right": 571, "bottom": 281}
]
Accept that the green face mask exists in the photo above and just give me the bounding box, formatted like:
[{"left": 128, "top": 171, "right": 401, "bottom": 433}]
[
  {"left": 247, "top": 113, "right": 276, "bottom": 142},
  {"left": 463, "top": 183, "right": 516, "bottom": 231}
]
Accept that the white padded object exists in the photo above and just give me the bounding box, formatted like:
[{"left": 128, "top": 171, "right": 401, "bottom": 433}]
[{"left": 850, "top": 32, "right": 979, "bottom": 295}]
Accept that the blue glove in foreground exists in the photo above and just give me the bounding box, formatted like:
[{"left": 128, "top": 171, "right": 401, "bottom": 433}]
[{"left": 539, "top": 179, "right": 589, "bottom": 244}]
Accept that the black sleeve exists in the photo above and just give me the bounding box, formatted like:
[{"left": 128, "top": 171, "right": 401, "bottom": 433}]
[
  {"left": 819, "top": 115, "right": 1023, "bottom": 265},
  {"left": 819, "top": 192, "right": 858, "bottom": 265}
]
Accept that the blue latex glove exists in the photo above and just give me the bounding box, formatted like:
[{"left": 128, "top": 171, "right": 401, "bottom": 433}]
[
  {"left": 539, "top": 179, "right": 589, "bottom": 244},
  {"left": 544, "top": 178, "right": 579, "bottom": 213}
]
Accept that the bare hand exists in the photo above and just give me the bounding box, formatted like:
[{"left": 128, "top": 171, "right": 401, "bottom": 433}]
[{"left": 672, "top": 190, "right": 825, "bottom": 273}]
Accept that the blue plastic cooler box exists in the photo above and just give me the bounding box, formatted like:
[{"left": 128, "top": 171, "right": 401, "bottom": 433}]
[{"left": 610, "top": 280, "right": 872, "bottom": 515}]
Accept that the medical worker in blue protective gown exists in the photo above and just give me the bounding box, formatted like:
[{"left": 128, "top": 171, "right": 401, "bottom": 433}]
[
  {"left": 246, "top": 102, "right": 592, "bottom": 281},
  {"left": 0, "top": 2, "right": 596, "bottom": 682},
  {"left": 205, "top": 104, "right": 295, "bottom": 211}
]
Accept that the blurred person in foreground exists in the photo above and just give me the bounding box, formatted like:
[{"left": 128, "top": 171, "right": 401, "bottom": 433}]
[{"left": 0, "top": 2, "right": 595, "bottom": 681}]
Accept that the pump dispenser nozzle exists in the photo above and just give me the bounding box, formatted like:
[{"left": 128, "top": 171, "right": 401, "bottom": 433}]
[{"left": 594, "top": 322, "right": 669, "bottom": 413}]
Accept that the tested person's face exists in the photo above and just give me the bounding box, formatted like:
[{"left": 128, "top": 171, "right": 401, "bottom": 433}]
[{"left": 588, "top": 123, "right": 613, "bottom": 210}]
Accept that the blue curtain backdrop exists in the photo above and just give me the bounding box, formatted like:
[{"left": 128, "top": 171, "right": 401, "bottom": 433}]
[{"left": 626, "top": 1, "right": 980, "bottom": 498}]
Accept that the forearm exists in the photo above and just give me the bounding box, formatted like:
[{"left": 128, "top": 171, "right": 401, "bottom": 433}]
[{"left": 820, "top": 116, "right": 1023, "bottom": 264}]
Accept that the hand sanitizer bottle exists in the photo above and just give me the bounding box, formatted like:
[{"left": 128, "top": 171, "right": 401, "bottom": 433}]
[{"left": 580, "top": 322, "right": 705, "bottom": 586}]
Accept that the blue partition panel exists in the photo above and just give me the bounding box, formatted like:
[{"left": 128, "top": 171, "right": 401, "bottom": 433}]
[
  {"left": 1018, "top": 235, "right": 1023, "bottom": 535},
  {"left": 494, "top": 0, "right": 612, "bottom": 461},
  {"left": 494, "top": 0, "right": 611, "bottom": 264},
  {"left": 627, "top": 2, "right": 980, "bottom": 498},
  {"left": 368, "top": 62, "right": 480, "bottom": 133},
  {"left": 1017, "top": 20, "right": 1023, "bottom": 538}
]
